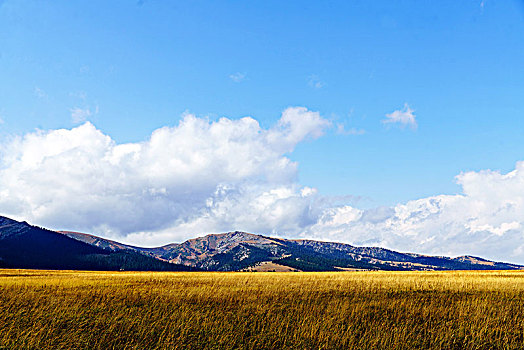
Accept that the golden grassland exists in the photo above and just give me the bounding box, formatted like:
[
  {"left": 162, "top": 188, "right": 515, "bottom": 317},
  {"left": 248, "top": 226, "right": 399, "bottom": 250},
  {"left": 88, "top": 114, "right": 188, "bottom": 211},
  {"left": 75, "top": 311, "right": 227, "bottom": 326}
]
[{"left": 1, "top": 270, "right": 524, "bottom": 349}]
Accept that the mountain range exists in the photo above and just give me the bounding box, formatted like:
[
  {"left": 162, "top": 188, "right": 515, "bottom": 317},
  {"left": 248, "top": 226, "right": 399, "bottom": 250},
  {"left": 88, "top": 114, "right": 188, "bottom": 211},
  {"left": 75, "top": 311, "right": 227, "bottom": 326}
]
[{"left": 1, "top": 215, "right": 522, "bottom": 271}]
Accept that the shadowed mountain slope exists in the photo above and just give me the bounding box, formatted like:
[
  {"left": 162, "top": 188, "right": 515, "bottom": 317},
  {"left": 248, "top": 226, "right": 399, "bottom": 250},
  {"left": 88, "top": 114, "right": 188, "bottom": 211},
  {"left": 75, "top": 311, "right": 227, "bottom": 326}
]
[{"left": 0, "top": 216, "right": 196, "bottom": 271}]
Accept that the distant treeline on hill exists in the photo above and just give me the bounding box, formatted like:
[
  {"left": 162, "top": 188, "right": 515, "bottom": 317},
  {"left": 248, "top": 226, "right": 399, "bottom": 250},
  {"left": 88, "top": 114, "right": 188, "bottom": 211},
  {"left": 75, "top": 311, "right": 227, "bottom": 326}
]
[{"left": 0, "top": 218, "right": 197, "bottom": 271}]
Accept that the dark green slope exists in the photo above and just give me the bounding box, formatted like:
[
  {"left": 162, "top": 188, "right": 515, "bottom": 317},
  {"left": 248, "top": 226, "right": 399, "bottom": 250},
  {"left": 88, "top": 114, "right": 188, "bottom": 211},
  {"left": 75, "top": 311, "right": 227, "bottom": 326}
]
[{"left": 0, "top": 216, "right": 196, "bottom": 271}]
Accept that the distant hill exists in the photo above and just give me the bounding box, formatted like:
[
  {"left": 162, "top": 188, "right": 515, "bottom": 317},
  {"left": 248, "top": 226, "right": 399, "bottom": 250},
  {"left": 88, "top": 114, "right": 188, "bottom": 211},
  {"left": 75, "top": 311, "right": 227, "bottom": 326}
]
[
  {"left": 0, "top": 216, "right": 196, "bottom": 271},
  {"left": 62, "top": 227, "right": 524, "bottom": 272}
]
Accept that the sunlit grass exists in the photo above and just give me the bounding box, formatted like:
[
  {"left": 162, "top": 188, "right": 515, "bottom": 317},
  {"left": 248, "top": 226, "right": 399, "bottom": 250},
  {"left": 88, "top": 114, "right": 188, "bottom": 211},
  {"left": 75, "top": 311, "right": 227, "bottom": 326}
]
[{"left": 1, "top": 270, "right": 524, "bottom": 349}]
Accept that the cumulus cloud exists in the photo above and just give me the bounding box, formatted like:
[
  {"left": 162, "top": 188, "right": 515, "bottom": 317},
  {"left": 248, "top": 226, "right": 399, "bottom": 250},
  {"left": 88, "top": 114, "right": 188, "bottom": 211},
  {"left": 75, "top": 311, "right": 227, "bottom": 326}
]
[
  {"left": 4, "top": 106, "right": 524, "bottom": 263},
  {"left": 383, "top": 103, "right": 417, "bottom": 129},
  {"left": 301, "top": 162, "right": 524, "bottom": 263},
  {"left": 0, "top": 107, "right": 329, "bottom": 243}
]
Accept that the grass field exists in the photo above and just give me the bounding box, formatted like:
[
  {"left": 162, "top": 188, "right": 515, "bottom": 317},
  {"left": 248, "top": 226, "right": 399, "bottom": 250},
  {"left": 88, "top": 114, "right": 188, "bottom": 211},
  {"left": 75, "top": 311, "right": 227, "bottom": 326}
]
[{"left": 1, "top": 270, "right": 524, "bottom": 349}]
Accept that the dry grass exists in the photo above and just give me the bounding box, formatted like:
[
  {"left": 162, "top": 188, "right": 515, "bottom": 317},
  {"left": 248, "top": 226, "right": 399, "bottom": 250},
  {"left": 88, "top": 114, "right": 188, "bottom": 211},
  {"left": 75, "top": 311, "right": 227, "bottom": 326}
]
[{"left": 1, "top": 270, "right": 524, "bottom": 349}]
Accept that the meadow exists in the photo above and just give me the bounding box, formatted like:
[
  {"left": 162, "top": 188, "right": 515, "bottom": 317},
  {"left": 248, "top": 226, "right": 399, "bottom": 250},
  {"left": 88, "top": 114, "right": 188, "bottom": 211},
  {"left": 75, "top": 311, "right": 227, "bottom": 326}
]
[{"left": 1, "top": 270, "right": 524, "bottom": 349}]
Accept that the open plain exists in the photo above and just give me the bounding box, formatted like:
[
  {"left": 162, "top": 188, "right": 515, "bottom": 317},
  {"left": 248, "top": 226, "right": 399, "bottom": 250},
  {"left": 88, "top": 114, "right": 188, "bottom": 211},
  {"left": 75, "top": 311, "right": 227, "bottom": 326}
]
[{"left": 1, "top": 270, "right": 524, "bottom": 349}]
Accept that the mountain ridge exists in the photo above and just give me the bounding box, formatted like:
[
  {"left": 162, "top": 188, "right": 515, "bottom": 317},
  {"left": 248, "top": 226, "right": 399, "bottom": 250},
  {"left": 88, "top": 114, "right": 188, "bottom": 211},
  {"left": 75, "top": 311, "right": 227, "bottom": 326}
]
[
  {"left": 1, "top": 215, "right": 521, "bottom": 271},
  {"left": 0, "top": 216, "right": 196, "bottom": 271},
  {"left": 61, "top": 227, "right": 524, "bottom": 272}
]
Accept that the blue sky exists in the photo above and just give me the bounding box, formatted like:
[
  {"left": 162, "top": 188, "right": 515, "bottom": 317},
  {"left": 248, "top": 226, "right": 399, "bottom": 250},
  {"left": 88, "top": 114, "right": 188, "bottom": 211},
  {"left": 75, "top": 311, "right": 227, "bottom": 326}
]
[
  {"left": 2, "top": 0, "right": 523, "bottom": 204},
  {"left": 1, "top": 1, "right": 524, "bottom": 261}
]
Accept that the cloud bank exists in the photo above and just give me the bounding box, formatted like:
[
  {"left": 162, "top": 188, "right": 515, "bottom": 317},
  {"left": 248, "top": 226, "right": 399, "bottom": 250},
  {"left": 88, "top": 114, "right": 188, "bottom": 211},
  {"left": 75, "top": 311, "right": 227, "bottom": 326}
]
[
  {"left": 0, "top": 107, "right": 329, "bottom": 240},
  {"left": 2, "top": 107, "right": 524, "bottom": 263}
]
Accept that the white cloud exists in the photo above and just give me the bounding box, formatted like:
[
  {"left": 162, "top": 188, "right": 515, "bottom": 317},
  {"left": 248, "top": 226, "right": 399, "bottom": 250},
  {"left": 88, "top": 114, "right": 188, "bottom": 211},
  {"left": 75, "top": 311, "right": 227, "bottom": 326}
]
[
  {"left": 70, "top": 107, "right": 91, "bottom": 123},
  {"left": 4, "top": 106, "right": 524, "bottom": 263},
  {"left": 300, "top": 162, "right": 524, "bottom": 263},
  {"left": 308, "top": 75, "right": 324, "bottom": 89},
  {"left": 0, "top": 107, "right": 329, "bottom": 243},
  {"left": 383, "top": 103, "right": 417, "bottom": 130},
  {"left": 126, "top": 160, "right": 524, "bottom": 264},
  {"left": 34, "top": 87, "right": 47, "bottom": 99},
  {"left": 229, "top": 72, "right": 246, "bottom": 83},
  {"left": 70, "top": 106, "right": 98, "bottom": 123},
  {"left": 69, "top": 91, "right": 88, "bottom": 100},
  {"left": 336, "top": 124, "right": 365, "bottom": 135}
]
